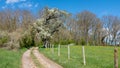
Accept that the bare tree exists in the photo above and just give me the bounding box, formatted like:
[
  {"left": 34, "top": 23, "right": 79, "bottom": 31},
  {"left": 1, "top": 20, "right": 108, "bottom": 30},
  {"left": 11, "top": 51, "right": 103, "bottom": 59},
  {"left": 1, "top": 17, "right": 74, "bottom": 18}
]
[
  {"left": 111, "top": 17, "right": 120, "bottom": 45},
  {"left": 92, "top": 18, "right": 102, "bottom": 45},
  {"left": 101, "top": 15, "right": 120, "bottom": 45},
  {"left": 21, "top": 10, "right": 35, "bottom": 30},
  {"left": 76, "top": 11, "right": 98, "bottom": 45}
]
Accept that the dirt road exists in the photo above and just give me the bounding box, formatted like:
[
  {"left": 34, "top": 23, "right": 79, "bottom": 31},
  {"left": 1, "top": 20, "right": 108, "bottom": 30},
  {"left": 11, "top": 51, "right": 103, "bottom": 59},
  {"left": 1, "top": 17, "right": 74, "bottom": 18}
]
[
  {"left": 22, "top": 49, "right": 37, "bottom": 68},
  {"left": 22, "top": 47, "right": 63, "bottom": 68}
]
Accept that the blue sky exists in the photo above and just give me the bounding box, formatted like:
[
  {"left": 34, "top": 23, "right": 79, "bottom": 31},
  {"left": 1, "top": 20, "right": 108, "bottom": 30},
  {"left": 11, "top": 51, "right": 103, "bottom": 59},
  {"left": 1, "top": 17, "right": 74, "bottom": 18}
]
[{"left": 0, "top": 0, "right": 120, "bottom": 17}]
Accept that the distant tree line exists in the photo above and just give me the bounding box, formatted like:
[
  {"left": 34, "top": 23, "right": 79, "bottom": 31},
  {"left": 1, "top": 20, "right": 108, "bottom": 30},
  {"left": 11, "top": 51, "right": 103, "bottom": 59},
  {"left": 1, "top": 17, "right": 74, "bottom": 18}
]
[
  {"left": 66, "top": 11, "right": 120, "bottom": 46},
  {"left": 0, "top": 8, "right": 120, "bottom": 48}
]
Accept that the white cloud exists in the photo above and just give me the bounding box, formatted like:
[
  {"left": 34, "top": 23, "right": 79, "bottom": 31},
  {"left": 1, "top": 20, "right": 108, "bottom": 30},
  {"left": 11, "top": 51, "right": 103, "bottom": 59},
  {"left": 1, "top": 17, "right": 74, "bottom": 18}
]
[
  {"left": 28, "top": 4, "right": 32, "bottom": 7},
  {"left": 6, "top": 0, "right": 26, "bottom": 4},
  {"left": 2, "top": 5, "right": 7, "bottom": 9},
  {"left": 19, "top": 3, "right": 33, "bottom": 8},
  {"left": 20, "top": 0, "right": 26, "bottom": 1},
  {"left": 6, "top": 0, "right": 19, "bottom": 4},
  {"left": 35, "top": 3, "right": 38, "bottom": 7},
  {"left": 2, "top": 6, "right": 5, "bottom": 9}
]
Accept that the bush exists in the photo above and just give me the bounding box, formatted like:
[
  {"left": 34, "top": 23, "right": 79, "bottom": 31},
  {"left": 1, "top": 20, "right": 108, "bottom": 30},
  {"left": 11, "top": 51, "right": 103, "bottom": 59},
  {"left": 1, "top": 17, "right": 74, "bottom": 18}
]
[
  {"left": 34, "top": 40, "right": 43, "bottom": 47},
  {"left": 80, "top": 39, "right": 86, "bottom": 45},
  {"left": 0, "top": 36, "right": 9, "bottom": 47},
  {"left": 58, "top": 40, "right": 75, "bottom": 45},
  {"left": 19, "top": 32, "right": 35, "bottom": 48},
  {"left": 0, "top": 31, "right": 9, "bottom": 47}
]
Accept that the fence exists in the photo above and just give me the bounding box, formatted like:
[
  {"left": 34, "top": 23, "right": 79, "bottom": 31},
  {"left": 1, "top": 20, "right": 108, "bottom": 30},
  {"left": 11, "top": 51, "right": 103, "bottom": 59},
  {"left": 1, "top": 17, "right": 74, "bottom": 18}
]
[
  {"left": 49, "top": 44, "right": 86, "bottom": 65},
  {"left": 47, "top": 45, "right": 119, "bottom": 68}
]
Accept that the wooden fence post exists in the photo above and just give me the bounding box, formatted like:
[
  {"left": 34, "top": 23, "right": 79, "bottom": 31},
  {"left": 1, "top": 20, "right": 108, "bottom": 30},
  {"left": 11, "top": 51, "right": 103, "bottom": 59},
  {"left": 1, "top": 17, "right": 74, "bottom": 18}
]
[
  {"left": 68, "top": 45, "right": 70, "bottom": 59},
  {"left": 82, "top": 46, "right": 86, "bottom": 65},
  {"left": 52, "top": 44, "right": 54, "bottom": 54},
  {"left": 114, "top": 48, "right": 118, "bottom": 68},
  {"left": 58, "top": 44, "right": 60, "bottom": 56}
]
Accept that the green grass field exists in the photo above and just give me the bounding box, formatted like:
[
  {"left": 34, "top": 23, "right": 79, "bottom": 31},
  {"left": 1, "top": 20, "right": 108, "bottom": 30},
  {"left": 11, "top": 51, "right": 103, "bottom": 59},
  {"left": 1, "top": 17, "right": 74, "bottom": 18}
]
[
  {"left": 0, "top": 48, "right": 26, "bottom": 68},
  {"left": 39, "top": 46, "right": 120, "bottom": 68}
]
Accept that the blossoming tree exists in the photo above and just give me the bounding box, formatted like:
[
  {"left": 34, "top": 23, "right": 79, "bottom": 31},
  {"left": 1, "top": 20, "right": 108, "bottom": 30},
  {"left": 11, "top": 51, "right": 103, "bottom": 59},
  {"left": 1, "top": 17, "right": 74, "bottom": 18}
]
[{"left": 32, "top": 7, "right": 69, "bottom": 48}]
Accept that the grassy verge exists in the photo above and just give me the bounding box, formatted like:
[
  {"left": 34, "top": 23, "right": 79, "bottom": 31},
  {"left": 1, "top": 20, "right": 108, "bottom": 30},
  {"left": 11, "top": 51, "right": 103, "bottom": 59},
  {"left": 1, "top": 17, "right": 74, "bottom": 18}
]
[
  {"left": 0, "top": 48, "right": 26, "bottom": 68},
  {"left": 39, "top": 46, "right": 120, "bottom": 68}
]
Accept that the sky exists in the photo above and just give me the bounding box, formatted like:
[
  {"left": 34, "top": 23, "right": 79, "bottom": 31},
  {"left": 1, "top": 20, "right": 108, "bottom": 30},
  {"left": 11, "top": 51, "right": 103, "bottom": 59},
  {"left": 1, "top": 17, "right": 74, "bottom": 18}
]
[{"left": 0, "top": 0, "right": 120, "bottom": 17}]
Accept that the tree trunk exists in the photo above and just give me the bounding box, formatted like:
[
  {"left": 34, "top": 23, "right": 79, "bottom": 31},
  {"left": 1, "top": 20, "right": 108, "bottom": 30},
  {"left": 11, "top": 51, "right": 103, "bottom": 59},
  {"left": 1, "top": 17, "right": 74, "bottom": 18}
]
[{"left": 42, "top": 38, "right": 50, "bottom": 48}]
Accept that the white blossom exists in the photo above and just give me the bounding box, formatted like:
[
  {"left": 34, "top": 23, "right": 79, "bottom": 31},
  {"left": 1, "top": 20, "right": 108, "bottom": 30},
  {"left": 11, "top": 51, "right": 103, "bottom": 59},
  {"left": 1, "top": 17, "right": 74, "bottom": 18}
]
[{"left": 32, "top": 8, "right": 69, "bottom": 41}]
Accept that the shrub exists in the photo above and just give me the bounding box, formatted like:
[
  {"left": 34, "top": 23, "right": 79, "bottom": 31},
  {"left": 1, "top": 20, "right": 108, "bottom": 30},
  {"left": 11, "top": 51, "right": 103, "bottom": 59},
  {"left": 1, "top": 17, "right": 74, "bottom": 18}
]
[
  {"left": 0, "top": 31, "right": 9, "bottom": 47},
  {"left": 35, "top": 41, "right": 43, "bottom": 47},
  {"left": 0, "top": 36, "right": 9, "bottom": 47},
  {"left": 58, "top": 40, "right": 75, "bottom": 45},
  {"left": 80, "top": 39, "right": 86, "bottom": 45},
  {"left": 19, "top": 32, "right": 35, "bottom": 48}
]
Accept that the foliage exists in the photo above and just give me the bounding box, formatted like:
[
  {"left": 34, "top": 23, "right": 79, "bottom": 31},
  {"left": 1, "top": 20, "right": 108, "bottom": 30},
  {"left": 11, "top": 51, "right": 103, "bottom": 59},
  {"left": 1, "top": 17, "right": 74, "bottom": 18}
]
[
  {"left": 1, "top": 8, "right": 120, "bottom": 46},
  {"left": 32, "top": 8, "right": 69, "bottom": 47},
  {"left": 80, "top": 39, "right": 86, "bottom": 45},
  {"left": 0, "top": 31, "right": 9, "bottom": 47},
  {"left": 35, "top": 41, "right": 43, "bottom": 47},
  {"left": 0, "top": 36, "right": 8, "bottom": 46},
  {"left": 19, "top": 31, "right": 34, "bottom": 48},
  {"left": 59, "top": 40, "right": 74, "bottom": 45}
]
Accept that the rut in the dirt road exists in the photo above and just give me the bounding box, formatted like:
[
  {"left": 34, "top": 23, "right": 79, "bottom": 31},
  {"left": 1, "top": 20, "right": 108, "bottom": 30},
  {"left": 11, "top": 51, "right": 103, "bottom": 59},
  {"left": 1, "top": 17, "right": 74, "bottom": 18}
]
[
  {"left": 22, "top": 47, "right": 63, "bottom": 68},
  {"left": 22, "top": 49, "right": 37, "bottom": 68},
  {"left": 33, "top": 47, "right": 63, "bottom": 68}
]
